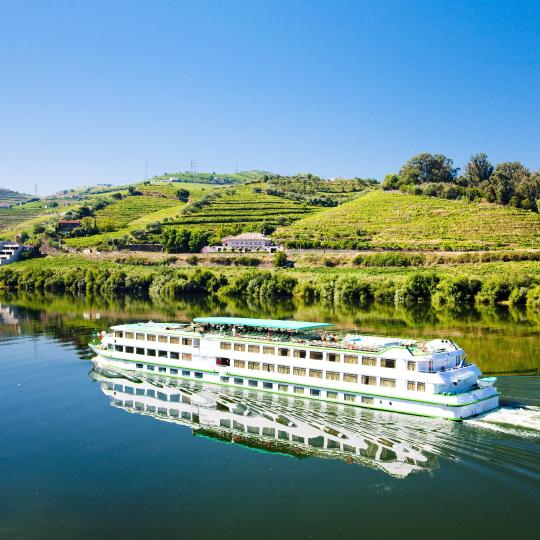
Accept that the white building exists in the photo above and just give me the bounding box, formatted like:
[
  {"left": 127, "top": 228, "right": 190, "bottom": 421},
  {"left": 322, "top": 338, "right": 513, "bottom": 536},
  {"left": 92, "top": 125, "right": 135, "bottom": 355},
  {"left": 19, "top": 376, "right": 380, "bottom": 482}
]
[{"left": 203, "top": 232, "right": 281, "bottom": 253}]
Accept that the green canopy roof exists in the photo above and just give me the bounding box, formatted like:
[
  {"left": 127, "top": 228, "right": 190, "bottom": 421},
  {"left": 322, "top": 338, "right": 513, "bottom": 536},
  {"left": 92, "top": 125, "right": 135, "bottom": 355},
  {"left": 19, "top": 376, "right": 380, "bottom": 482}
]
[{"left": 193, "top": 317, "right": 333, "bottom": 332}]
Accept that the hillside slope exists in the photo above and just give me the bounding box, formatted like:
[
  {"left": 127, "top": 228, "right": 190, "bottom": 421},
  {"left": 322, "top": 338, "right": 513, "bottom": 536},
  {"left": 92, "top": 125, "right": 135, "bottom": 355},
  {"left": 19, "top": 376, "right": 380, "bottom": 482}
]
[{"left": 273, "top": 190, "right": 540, "bottom": 250}]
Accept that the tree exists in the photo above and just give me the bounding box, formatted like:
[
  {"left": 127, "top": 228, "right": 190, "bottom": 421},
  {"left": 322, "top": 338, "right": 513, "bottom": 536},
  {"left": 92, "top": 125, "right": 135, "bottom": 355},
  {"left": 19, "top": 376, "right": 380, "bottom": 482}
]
[
  {"left": 128, "top": 186, "right": 142, "bottom": 196},
  {"left": 486, "top": 162, "right": 530, "bottom": 206},
  {"left": 273, "top": 251, "right": 288, "bottom": 268},
  {"left": 400, "top": 153, "right": 458, "bottom": 185},
  {"left": 176, "top": 188, "right": 190, "bottom": 202},
  {"left": 515, "top": 170, "right": 540, "bottom": 212},
  {"left": 381, "top": 173, "right": 402, "bottom": 190},
  {"left": 463, "top": 153, "right": 493, "bottom": 186},
  {"left": 111, "top": 192, "right": 123, "bottom": 200}
]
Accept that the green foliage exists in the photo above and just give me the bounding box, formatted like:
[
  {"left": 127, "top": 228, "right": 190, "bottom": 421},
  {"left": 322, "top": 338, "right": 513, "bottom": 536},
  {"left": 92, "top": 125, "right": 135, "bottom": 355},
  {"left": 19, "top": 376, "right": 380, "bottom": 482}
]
[
  {"left": 273, "top": 251, "right": 288, "bottom": 268},
  {"left": 234, "top": 256, "right": 261, "bottom": 267},
  {"left": 397, "top": 273, "right": 440, "bottom": 305},
  {"left": 400, "top": 153, "right": 458, "bottom": 185},
  {"left": 176, "top": 188, "right": 190, "bottom": 202},
  {"left": 162, "top": 228, "right": 210, "bottom": 253},
  {"left": 186, "top": 255, "right": 198, "bottom": 266},
  {"left": 353, "top": 253, "right": 425, "bottom": 267}
]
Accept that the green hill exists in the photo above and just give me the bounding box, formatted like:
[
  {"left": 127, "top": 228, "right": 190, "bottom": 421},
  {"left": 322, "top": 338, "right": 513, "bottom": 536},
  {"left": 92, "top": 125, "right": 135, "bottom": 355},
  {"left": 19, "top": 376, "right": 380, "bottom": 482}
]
[
  {"left": 0, "top": 188, "right": 32, "bottom": 206},
  {"left": 273, "top": 190, "right": 540, "bottom": 250}
]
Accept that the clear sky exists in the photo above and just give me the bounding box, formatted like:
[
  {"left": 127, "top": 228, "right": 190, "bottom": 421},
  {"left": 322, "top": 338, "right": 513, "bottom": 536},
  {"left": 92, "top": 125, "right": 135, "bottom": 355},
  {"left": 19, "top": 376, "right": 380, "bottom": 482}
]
[{"left": 1, "top": 0, "right": 539, "bottom": 194}]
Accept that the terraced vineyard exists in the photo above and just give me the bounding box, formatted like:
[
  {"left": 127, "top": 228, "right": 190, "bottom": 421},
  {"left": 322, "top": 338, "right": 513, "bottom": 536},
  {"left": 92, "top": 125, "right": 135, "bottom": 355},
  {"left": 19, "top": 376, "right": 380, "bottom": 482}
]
[
  {"left": 274, "top": 190, "right": 540, "bottom": 250},
  {"left": 161, "top": 185, "right": 317, "bottom": 237},
  {"left": 94, "top": 196, "right": 181, "bottom": 229}
]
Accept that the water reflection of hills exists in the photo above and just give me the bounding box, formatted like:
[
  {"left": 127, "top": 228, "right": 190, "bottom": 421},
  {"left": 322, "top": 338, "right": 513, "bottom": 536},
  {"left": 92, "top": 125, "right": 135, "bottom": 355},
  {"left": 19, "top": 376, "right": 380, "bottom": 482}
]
[{"left": 90, "top": 368, "right": 442, "bottom": 478}]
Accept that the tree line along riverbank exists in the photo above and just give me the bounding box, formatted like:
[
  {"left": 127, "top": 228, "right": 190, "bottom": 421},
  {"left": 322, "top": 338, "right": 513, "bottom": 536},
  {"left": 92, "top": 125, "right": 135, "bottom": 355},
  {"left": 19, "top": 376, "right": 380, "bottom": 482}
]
[{"left": 1, "top": 256, "right": 539, "bottom": 313}]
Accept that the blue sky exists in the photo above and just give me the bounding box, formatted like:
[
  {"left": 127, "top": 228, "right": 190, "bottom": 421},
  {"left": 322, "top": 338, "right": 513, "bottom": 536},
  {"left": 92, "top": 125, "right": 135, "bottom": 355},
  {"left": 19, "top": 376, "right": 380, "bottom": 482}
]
[{"left": 1, "top": 0, "right": 539, "bottom": 194}]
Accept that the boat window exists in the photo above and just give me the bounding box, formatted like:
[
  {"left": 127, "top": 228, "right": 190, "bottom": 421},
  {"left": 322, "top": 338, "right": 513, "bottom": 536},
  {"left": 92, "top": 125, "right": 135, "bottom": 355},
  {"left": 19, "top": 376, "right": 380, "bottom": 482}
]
[
  {"left": 407, "top": 361, "right": 416, "bottom": 371},
  {"left": 125, "top": 346, "right": 134, "bottom": 354},
  {"left": 293, "top": 349, "right": 307, "bottom": 359},
  {"left": 292, "top": 435, "right": 305, "bottom": 443},
  {"left": 248, "top": 345, "right": 260, "bottom": 353},
  {"left": 182, "top": 353, "right": 192, "bottom": 361},
  {"left": 124, "top": 386, "right": 134, "bottom": 395},
  {"left": 310, "top": 389, "right": 321, "bottom": 396},
  {"left": 136, "top": 388, "right": 145, "bottom": 396},
  {"left": 115, "top": 345, "right": 123, "bottom": 352},
  {"left": 182, "top": 370, "right": 190, "bottom": 376},
  {"left": 326, "top": 371, "right": 340, "bottom": 381},
  {"left": 234, "top": 378, "right": 244, "bottom": 385},
  {"left": 263, "top": 382, "right": 273, "bottom": 389},
  {"left": 278, "top": 431, "right": 289, "bottom": 440},
  {"left": 147, "top": 334, "right": 156, "bottom": 342},
  {"left": 234, "top": 343, "right": 245, "bottom": 352},
  {"left": 278, "top": 384, "right": 288, "bottom": 392},
  {"left": 147, "top": 365, "right": 155, "bottom": 371},
  {"left": 417, "top": 382, "right": 426, "bottom": 392},
  {"left": 361, "top": 396, "right": 374, "bottom": 405},
  {"left": 114, "top": 331, "right": 123, "bottom": 338},
  {"left": 310, "top": 351, "right": 323, "bottom": 360},
  {"left": 278, "top": 348, "right": 290, "bottom": 357},
  {"left": 327, "top": 352, "right": 339, "bottom": 362},
  {"left": 263, "top": 346, "right": 275, "bottom": 355},
  {"left": 170, "top": 368, "right": 178, "bottom": 375},
  {"left": 327, "top": 391, "right": 338, "bottom": 399},
  {"left": 294, "top": 386, "right": 305, "bottom": 394},
  {"left": 107, "top": 344, "right": 113, "bottom": 350},
  {"left": 158, "top": 335, "right": 168, "bottom": 344},
  {"left": 309, "top": 369, "right": 323, "bottom": 379},
  {"left": 343, "top": 373, "right": 358, "bottom": 383},
  {"left": 293, "top": 367, "right": 306, "bottom": 376},
  {"left": 362, "top": 356, "right": 377, "bottom": 367},
  {"left": 220, "top": 342, "right": 232, "bottom": 350},
  {"left": 344, "top": 355, "right": 359, "bottom": 364},
  {"left": 194, "top": 372, "right": 203, "bottom": 379},
  {"left": 278, "top": 365, "right": 290, "bottom": 374},
  {"left": 158, "top": 350, "right": 168, "bottom": 358},
  {"left": 263, "top": 427, "right": 276, "bottom": 436},
  {"left": 136, "top": 333, "right": 145, "bottom": 340},
  {"left": 248, "top": 361, "right": 260, "bottom": 370},
  {"left": 147, "top": 349, "right": 156, "bottom": 357},
  {"left": 234, "top": 360, "right": 245, "bottom": 368},
  {"left": 344, "top": 394, "right": 356, "bottom": 402},
  {"left": 169, "top": 409, "right": 179, "bottom": 417},
  {"left": 262, "top": 363, "right": 275, "bottom": 372},
  {"left": 247, "top": 425, "right": 259, "bottom": 434},
  {"left": 381, "top": 359, "right": 396, "bottom": 369},
  {"left": 159, "top": 367, "right": 166, "bottom": 373},
  {"left": 170, "top": 337, "right": 180, "bottom": 345},
  {"left": 182, "top": 338, "right": 192, "bottom": 346},
  {"left": 136, "top": 347, "right": 145, "bottom": 355},
  {"left": 248, "top": 380, "right": 258, "bottom": 387},
  {"left": 407, "top": 381, "right": 416, "bottom": 391},
  {"left": 380, "top": 378, "right": 396, "bottom": 388},
  {"left": 220, "top": 376, "right": 230, "bottom": 383},
  {"left": 125, "top": 332, "right": 134, "bottom": 340},
  {"left": 136, "top": 363, "right": 143, "bottom": 369},
  {"left": 361, "top": 375, "right": 376, "bottom": 386},
  {"left": 170, "top": 352, "right": 179, "bottom": 360}
]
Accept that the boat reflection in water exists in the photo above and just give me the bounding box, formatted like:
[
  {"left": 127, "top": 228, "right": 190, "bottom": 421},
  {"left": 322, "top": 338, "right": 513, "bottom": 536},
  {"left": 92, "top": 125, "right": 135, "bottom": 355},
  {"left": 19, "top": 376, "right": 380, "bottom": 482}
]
[{"left": 90, "top": 368, "right": 444, "bottom": 478}]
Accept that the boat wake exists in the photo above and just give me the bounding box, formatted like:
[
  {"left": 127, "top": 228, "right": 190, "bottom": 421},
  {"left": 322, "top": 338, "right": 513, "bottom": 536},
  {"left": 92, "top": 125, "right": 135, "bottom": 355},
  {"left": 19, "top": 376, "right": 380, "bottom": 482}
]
[{"left": 465, "top": 406, "right": 540, "bottom": 438}]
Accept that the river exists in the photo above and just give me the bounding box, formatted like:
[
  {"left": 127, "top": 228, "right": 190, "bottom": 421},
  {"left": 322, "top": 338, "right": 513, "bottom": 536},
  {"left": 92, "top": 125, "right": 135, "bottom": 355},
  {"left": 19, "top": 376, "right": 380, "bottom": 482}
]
[{"left": 0, "top": 293, "right": 538, "bottom": 539}]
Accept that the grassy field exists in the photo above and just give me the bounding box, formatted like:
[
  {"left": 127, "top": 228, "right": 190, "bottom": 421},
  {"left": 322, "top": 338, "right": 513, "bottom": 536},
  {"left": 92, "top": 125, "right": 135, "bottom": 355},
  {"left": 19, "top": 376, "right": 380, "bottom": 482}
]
[{"left": 273, "top": 190, "right": 540, "bottom": 250}]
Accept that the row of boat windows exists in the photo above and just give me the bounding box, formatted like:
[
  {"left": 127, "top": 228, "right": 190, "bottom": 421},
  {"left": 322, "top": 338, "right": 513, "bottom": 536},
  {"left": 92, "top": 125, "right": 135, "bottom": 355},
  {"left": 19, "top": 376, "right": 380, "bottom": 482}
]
[
  {"left": 220, "top": 342, "right": 410, "bottom": 370},
  {"left": 109, "top": 344, "right": 192, "bottom": 360},
  {"left": 229, "top": 360, "right": 402, "bottom": 387},
  {"left": 114, "top": 331, "right": 193, "bottom": 346},
  {"left": 128, "top": 363, "right": 417, "bottom": 399}
]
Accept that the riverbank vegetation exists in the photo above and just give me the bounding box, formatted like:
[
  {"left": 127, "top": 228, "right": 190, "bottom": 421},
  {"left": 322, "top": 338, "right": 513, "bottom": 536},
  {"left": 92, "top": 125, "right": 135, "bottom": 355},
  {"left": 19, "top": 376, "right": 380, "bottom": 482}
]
[{"left": 1, "top": 256, "right": 539, "bottom": 314}]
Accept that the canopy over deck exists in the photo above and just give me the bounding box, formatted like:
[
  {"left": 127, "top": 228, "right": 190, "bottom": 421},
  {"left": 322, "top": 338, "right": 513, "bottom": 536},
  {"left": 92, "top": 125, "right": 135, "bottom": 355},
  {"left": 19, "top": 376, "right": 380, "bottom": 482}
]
[{"left": 193, "top": 317, "right": 333, "bottom": 332}]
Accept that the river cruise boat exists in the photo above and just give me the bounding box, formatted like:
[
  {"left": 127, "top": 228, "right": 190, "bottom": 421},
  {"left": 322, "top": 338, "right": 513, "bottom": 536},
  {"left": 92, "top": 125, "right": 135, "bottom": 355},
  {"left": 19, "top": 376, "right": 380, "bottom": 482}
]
[{"left": 90, "top": 317, "right": 500, "bottom": 420}]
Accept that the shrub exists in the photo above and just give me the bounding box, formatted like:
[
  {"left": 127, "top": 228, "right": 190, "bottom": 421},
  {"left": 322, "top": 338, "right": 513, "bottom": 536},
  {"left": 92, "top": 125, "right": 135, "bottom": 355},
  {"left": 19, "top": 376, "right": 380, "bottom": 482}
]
[
  {"left": 273, "top": 251, "right": 288, "bottom": 268},
  {"left": 234, "top": 256, "right": 261, "bottom": 267},
  {"left": 186, "top": 255, "right": 198, "bottom": 266},
  {"left": 397, "top": 273, "right": 440, "bottom": 305}
]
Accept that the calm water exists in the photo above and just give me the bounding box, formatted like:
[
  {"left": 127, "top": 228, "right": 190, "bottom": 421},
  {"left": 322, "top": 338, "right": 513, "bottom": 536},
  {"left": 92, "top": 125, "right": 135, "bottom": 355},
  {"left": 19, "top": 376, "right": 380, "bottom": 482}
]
[{"left": 1, "top": 294, "right": 539, "bottom": 540}]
